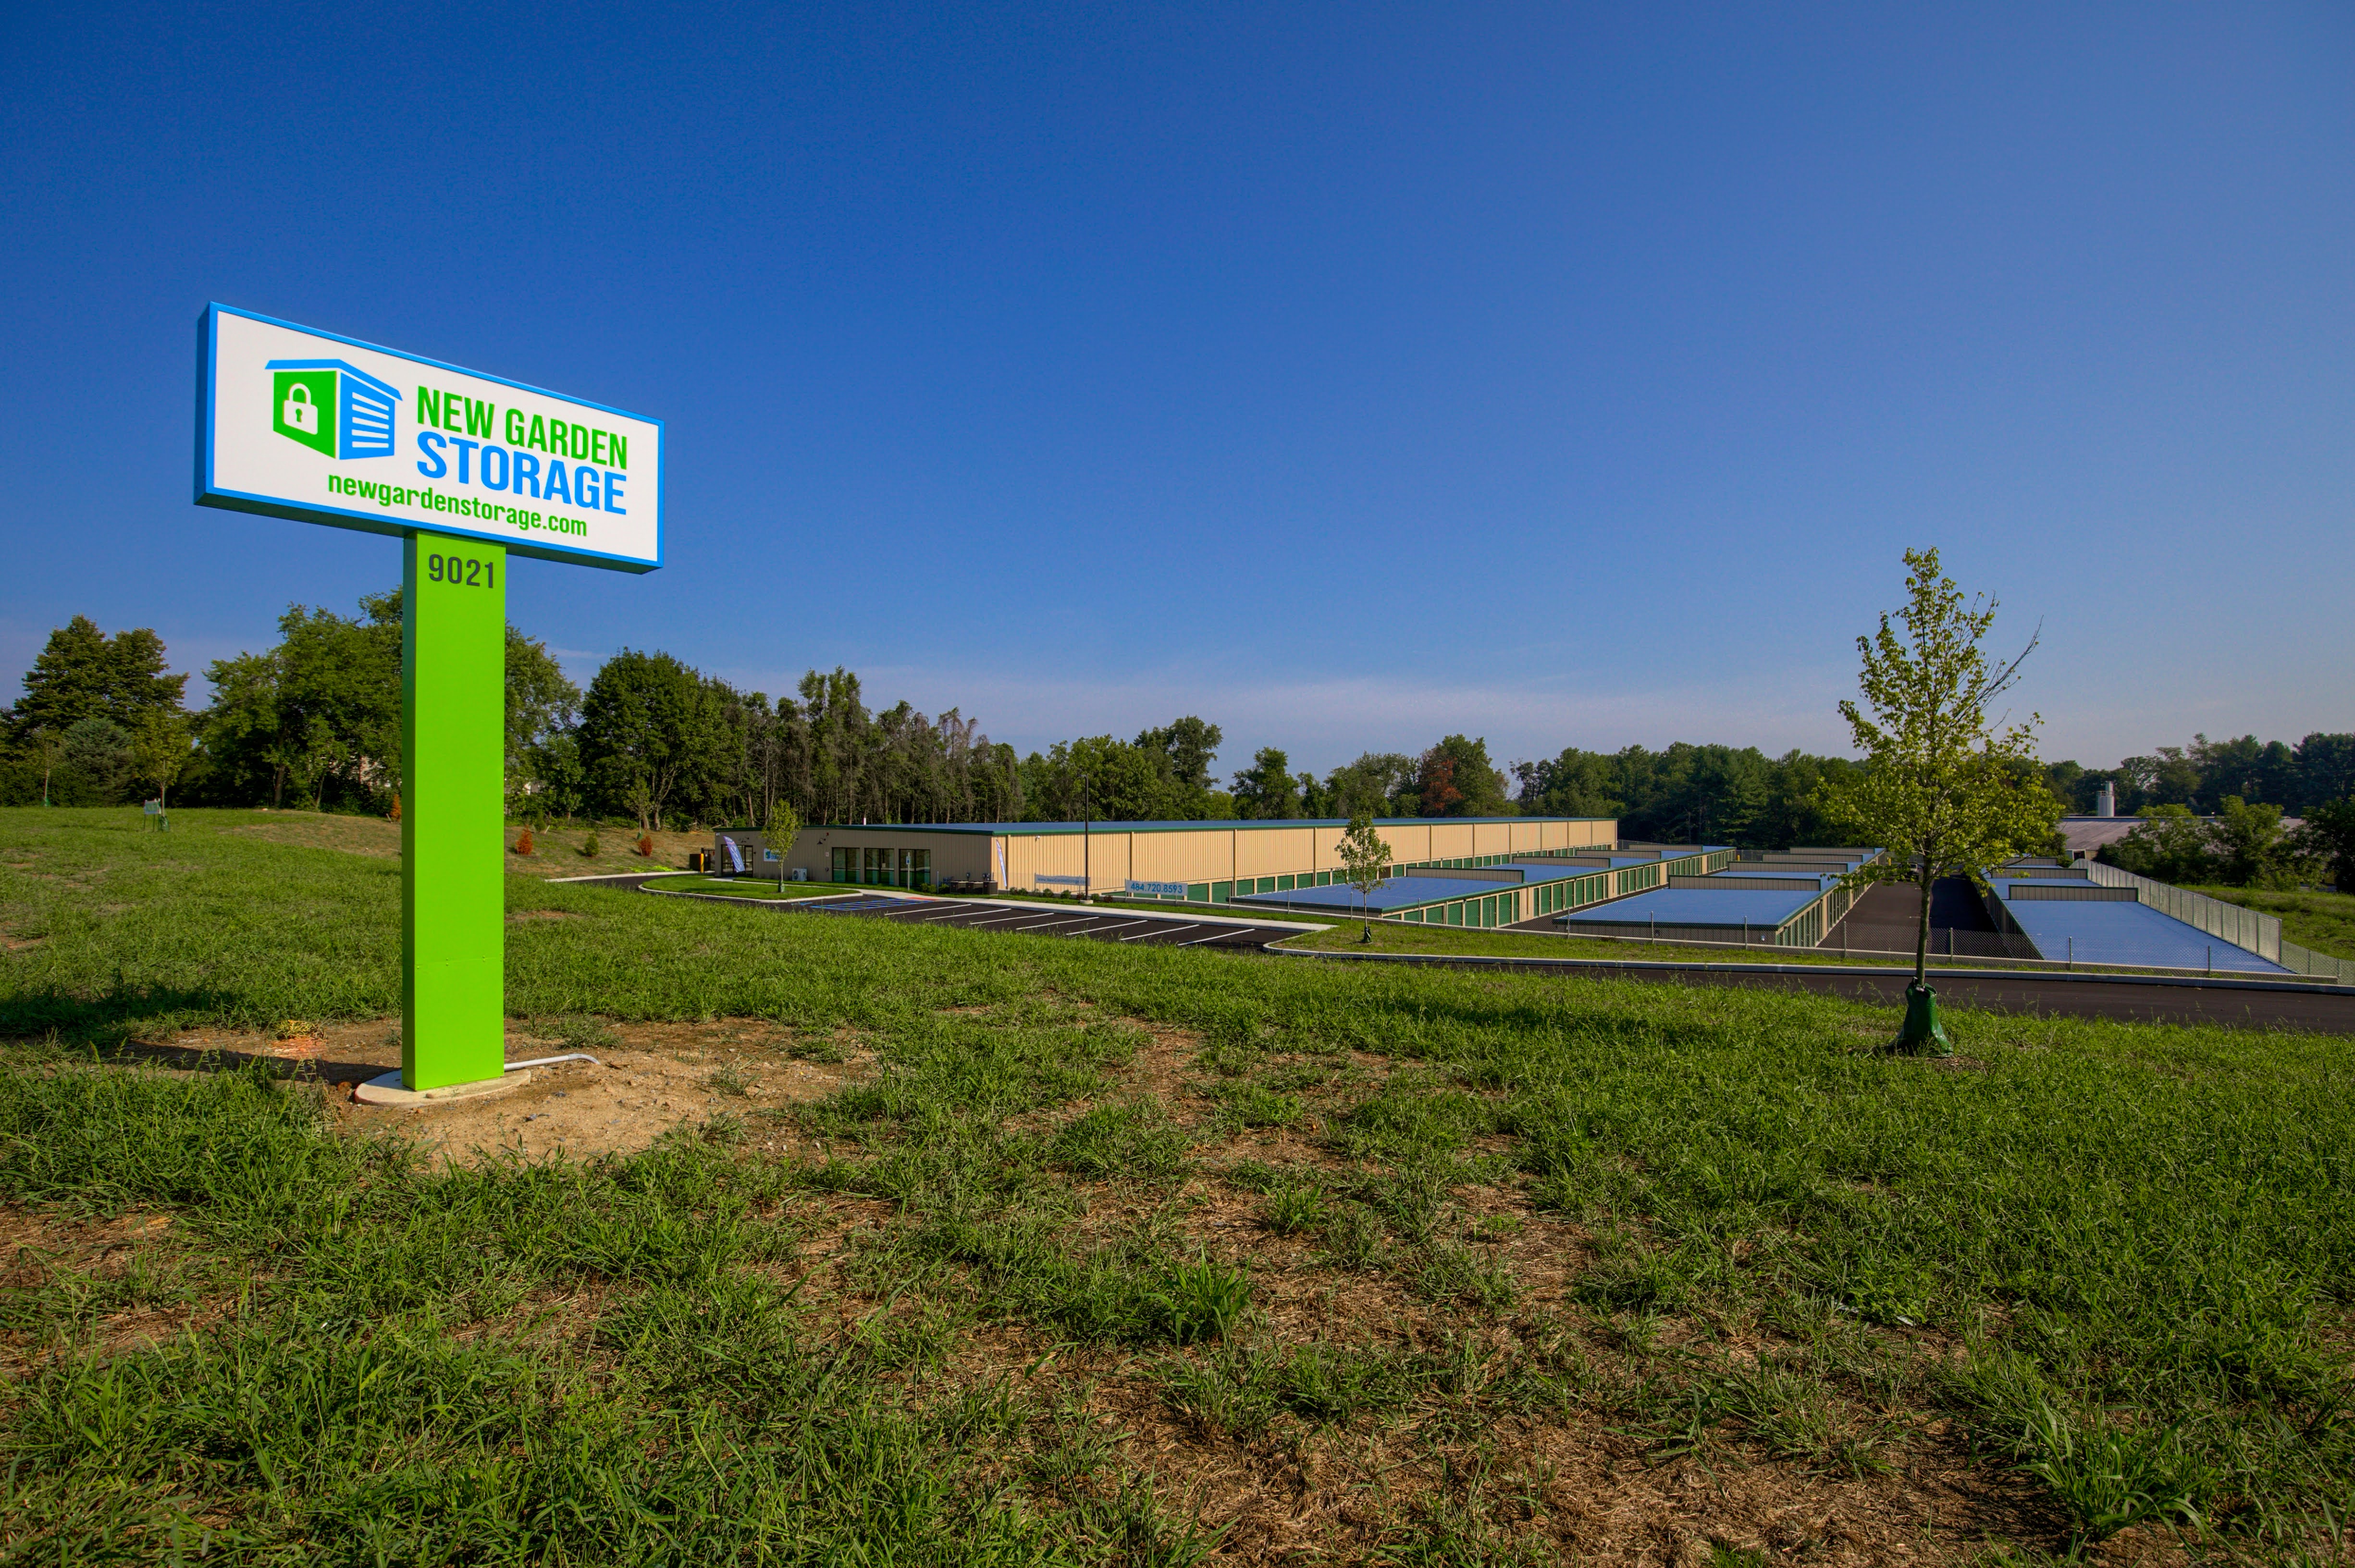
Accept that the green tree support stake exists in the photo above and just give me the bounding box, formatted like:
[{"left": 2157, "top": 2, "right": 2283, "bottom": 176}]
[{"left": 401, "top": 535, "right": 508, "bottom": 1090}]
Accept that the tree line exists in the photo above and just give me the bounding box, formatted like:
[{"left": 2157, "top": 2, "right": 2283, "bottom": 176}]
[{"left": 2, "top": 603, "right": 2349, "bottom": 885}]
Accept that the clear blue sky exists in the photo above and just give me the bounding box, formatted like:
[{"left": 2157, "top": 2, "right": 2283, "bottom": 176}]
[{"left": 3, "top": 1, "right": 2350, "bottom": 777}]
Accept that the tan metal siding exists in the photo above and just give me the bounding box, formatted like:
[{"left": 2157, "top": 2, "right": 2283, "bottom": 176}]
[{"left": 749, "top": 817, "right": 1617, "bottom": 895}]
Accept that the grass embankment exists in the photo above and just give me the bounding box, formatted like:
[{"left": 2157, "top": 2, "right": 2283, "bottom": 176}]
[
  {"left": 2, "top": 807, "right": 2352, "bottom": 1562},
  {"left": 2189, "top": 885, "right": 2355, "bottom": 962},
  {"left": 191, "top": 805, "right": 707, "bottom": 877}
]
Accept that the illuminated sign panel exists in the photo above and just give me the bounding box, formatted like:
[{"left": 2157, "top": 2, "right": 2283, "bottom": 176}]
[{"left": 197, "top": 303, "right": 661, "bottom": 572}]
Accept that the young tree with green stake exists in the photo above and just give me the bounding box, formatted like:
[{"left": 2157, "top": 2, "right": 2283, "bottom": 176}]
[
  {"left": 768, "top": 799, "right": 802, "bottom": 893},
  {"left": 27, "top": 728, "right": 66, "bottom": 807},
  {"left": 1824, "top": 548, "right": 2059, "bottom": 1053},
  {"left": 131, "top": 710, "right": 195, "bottom": 811},
  {"left": 1335, "top": 809, "right": 1393, "bottom": 943}
]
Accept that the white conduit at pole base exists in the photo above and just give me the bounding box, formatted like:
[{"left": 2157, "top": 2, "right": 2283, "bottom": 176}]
[{"left": 505, "top": 1054, "right": 602, "bottom": 1072}]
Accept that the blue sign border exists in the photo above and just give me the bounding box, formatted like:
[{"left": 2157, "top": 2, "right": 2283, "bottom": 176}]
[{"left": 196, "top": 302, "right": 664, "bottom": 574}]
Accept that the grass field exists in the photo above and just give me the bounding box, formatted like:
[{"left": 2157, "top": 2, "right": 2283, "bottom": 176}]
[
  {"left": 3, "top": 807, "right": 2352, "bottom": 1563},
  {"left": 194, "top": 806, "right": 712, "bottom": 878},
  {"left": 2189, "top": 885, "right": 2355, "bottom": 963}
]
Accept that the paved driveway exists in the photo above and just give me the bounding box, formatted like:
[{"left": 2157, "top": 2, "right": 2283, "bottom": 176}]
[{"left": 640, "top": 882, "right": 1313, "bottom": 950}]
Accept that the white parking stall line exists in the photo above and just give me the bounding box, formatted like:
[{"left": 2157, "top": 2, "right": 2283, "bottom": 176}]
[
  {"left": 1181, "top": 927, "right": 1255, "bottom": 945},
  {"left": 1084, "top": 920, "right": 1150, "bottom": 938},
  {"left": 1122, "top": 922, "right": 1194, "bottom": 942}
]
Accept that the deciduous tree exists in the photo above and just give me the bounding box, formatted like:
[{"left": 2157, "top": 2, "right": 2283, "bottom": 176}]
[
  {"left": 7, "top": 616, "right": 187, "bottom": 740},
  {"left": 197, "top": 593, "right": 400, "bottom": 811},
  {"left": 1416, "top": 736, "right": 1507, "bottom": 817},
  {"left": 2295, "top": 798, "right": 2355, "bottom": 894},
  {"left": 506, "top": 626, "right": 580, "bottom": 815},
  {"left": 1231, "top": 747, "right": 1303, "bottom": 820},
  {"left": 1824, "top": 548, "right": 2059, "bottom": 1051},
  {"left": 768, "top": 799, "right": 802, "bottom": 892},
  {"left": 2101, "top": 805, "right": 2219, "bottom": 884},
  {"left": 577, "top": 649, "right": 730, "bottom": 833},
  {"left": 131, "top": 710, "right": 195, "bottom": 809},
  {"left": 1335, "top": 809, "right": 1393, "bottom": 943}
]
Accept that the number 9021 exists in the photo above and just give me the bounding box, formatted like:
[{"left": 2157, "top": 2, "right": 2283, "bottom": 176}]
[{"left": 426, "top": 553, "right": 495, "bottom": 589}]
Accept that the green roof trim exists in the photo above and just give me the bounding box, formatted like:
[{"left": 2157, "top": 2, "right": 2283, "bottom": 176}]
[{"left": 750, "top": 816, "right": 1612, "bottom": 838}]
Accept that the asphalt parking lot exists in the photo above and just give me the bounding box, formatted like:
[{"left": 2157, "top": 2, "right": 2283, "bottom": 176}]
[{"left": 642, "top": 882, "right": 1314, "bottom": 949}]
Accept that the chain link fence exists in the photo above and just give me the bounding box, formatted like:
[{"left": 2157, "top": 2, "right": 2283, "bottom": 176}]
[
  {"left": 2081, "top": 861, "right": 2279, "bottom": 958},
  {"left": 2076, "top": 861, "right": 2355, "bottom": 984}
]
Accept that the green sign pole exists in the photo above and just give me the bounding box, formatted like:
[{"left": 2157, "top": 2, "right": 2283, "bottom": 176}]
[{"left": 400, "top": 532, "right": 508, "bottom": 1090}]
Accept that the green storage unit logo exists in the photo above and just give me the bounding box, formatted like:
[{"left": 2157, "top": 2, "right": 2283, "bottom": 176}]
[{"left": 268, "top": 358, "right": 401, "bottom": 459}]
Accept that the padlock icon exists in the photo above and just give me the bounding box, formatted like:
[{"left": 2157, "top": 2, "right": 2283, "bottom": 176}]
[{"left": 283, "top": 383, "right": 318, "bottom": 434}]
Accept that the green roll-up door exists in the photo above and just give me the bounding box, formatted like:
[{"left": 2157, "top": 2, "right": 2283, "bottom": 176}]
[
  {"left": 1188, "top": 882, "right": 1209, "bottom": 903},
  {"left": 1212, "top": 881, "right": 1232, "bottom": 902}
]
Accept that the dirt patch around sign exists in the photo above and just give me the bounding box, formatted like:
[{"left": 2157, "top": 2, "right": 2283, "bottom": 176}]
[{"left": 127, "top": 1015, "right": 874, "bottom": 1165}]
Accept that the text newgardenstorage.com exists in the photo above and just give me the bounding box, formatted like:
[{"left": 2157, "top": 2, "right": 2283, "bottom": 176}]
[{"left": 327, "top": 475, "right": 593, "bottom": 538}]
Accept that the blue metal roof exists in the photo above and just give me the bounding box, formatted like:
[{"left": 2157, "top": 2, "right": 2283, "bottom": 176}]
[
  {"left": 1236, "top": 876, "right": 1532, "bottom": 912},
  {"left": 1988, "top": 879, "right": 2287, "bottom": 973},
  {"left": 1558, "top": 884, "right": 1827, "bottom": 928},
  {"left": 1235, "top": 858, "right": 1640, "bottom": 913}
]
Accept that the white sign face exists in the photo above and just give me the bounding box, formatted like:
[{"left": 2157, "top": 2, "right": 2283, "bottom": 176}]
[{"left": 197, "top": 304, "right": 661, "bottom": 572}]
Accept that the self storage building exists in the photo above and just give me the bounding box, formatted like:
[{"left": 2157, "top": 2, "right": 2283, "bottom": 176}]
[
  {"left": 711, "top": 816, "right": 1616, "bottom": 901},
  {"left": 1981, "top": 869, "right": 2288, "bottom": 973},
  {"left": 1232, "top": 846, "right": 1733, "bottom": 928},
  {"left": 1551, "top": 848, "right": 1884, "bottom": 948}
]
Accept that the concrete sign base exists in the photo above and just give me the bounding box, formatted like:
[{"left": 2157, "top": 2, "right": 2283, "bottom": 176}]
[{"left": 354, "top": 1068, "right": 530, "bottom": 1107}]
